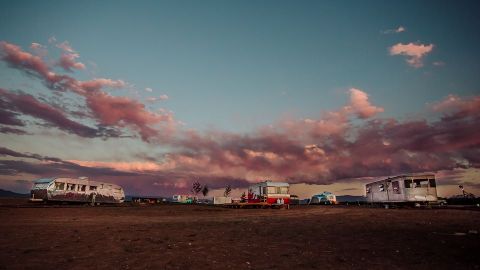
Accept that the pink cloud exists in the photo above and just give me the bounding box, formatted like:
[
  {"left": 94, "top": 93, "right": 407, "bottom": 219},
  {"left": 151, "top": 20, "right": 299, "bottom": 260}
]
[
  {"left": 0, "top": 88, "right": 100, "bottom": 138},
  {"left": 348, "top": 88, "right": 384, "bottom": 119},
  {"left": 68, "top": 160, "right": 173, "bottom": 172},
  {"left": 431, "top": 94, "right": 480, "bottom": 119},
  {"left": 0, "top": 41, "right": 51, "bottom": 79},
  {"left": 85, "top": 91, "right": 175, "bottom": 141},
  {"left": 53, "top": 40, "right": 85, "bottom": 72},
  {"left": 77, "top": 78, "right": 126, "bottom": 92},
  {"left": 1, "top": 93, "right": 479, "bottom": 194},
  {"left": 279, "top": 87, "right": 383, "bottom": 139},
  {"left": 389, "top": 42, "right": 434, "bottom": 68},
  {"left": 0, "top": 41, "right": 175, "bottom": 141},
  {"left": 58, "top": 53, "right": 85, "bottom": 71}
]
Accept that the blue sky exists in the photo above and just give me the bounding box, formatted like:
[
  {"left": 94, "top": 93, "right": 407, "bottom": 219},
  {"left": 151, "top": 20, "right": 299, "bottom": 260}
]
[{"left": 0, "top": 0, "right": 479, "bottom": 196}]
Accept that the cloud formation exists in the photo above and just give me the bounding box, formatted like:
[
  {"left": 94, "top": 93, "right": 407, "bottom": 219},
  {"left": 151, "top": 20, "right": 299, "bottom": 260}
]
[
  {"left": 389, "top": 42, "right": 434, "bottom": 68},
  {"left": 1, "top": 40, "right": 479, "bottom": 196},
  {"left": 382, "top": 26, "right": 406, "bottom": 34},
  {"left": 55, "top": 40, "right": 86, "bottom": 71},
  {"left": 0, "top": 88, "right": 124, "bottom": 138},
  {"left": 0, "top": 41, "right": 175, "bottom": 141},
  {"left": 146, "top": 94, "right": 169, "bottom": 103},
  {"left": 85, "top": 91, "right": 174, "bottom": 141},
  {"left": 347, "top": 88, "right": 384, "bottom": 119},
  {"left": 65, "top": 92, "right": 480, "bottom": 192}
]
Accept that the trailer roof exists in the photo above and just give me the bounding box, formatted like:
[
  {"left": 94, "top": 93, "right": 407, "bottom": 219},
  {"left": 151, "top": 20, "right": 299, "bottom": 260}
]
[
  {"left": 33, "top": 177, "right": 123, "bottom": 189},
  {"left": 251, "top": 181, "right": 289, "bottom": 187},
  {"left": 34, "top": 178, "right": 56, "bottom": 184},
  {"left": 366, "top": 174, "right": 435, "bottom": 185}
]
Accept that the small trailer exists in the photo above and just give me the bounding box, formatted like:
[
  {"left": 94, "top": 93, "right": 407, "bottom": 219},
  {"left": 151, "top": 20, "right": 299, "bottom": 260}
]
[
  {"left": 365, "top": 174, "right": 438, "bottom": 205},
  {"left": 30, "top": 177, "right": 125, "bottom": 204},
  {"left": 310, "top": 192, "right": 337, "bottom": 205},
  {"left": 224, "top": 180, "right": 290, "bottom": 208},
  {"left": 248, "top": 180, "right": 290, "bottom": 204}
]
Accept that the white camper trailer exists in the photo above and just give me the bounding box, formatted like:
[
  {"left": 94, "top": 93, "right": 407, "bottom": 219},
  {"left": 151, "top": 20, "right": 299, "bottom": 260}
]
[
  {"left": 30, "top": 177, "right": 125, "bottom": 204},
  {"left": 365, "top": 174, "right": 438, "bottom": 204}
]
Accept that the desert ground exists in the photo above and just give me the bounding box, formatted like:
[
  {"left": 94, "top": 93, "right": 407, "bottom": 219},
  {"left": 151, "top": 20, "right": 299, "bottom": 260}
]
[{"left": 0, "top": 199, "right": 479, "bottom": 270}]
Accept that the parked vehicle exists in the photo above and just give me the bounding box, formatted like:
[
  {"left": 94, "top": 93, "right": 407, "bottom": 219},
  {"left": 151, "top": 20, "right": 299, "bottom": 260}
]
[
  {"left": 224, "top": 180, "right": 291, "bottom": 209},
  {"left": 247, "top": 180, "right": 290, "bottom": 205},
  {"left": 30, "top": 177, "right": 124, "bottom": 204},
  {"left": 310, "top": 192, "right": 337, "bottom": 205},
  {"left": 365, "top": 174, "right": 438, "bottom": 205}
]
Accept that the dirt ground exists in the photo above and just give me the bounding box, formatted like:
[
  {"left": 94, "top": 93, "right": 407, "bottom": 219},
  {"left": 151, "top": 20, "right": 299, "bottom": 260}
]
[{"left": 0, "top": 199, "right": 479, "bottom": 270}]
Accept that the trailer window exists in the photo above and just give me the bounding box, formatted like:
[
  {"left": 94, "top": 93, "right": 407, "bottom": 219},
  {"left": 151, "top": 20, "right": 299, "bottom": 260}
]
[
  {"left": 78, "top": 185, "right": 86, "bottom": 192},
  {"left": 67, "top": 184, "right": 76, "bottom": 191},
  {"left": 54, "top": 182, "right": 65, "bottom": 191},
  {"left": 429, "top": 179, "right": 436, "bottom": 187},
  {"left": 279, "top": 187, "right": 289, "bottom": 194},
  {"left": 89, "top": 186, "right": 97, "bottom": 191},
  {"left": 392, "top": 181, "right": 401, "bottom": 194},
  {"left": 404, "top": 180, "right": 412, "bottom": 188},
  {"left": 267, "top": 186, "right": 276, "bottom": 194},
  {"left": 413, "top": 179, "right": 429, "bottom": 188},
  {"left": 379, "top": 184, "right": 385, "bottom": 192}
]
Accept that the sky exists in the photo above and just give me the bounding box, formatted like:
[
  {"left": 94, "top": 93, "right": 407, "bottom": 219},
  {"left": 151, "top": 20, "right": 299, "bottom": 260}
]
[{"left": 0, "top": 0, "right": 479, "bottom": 198}]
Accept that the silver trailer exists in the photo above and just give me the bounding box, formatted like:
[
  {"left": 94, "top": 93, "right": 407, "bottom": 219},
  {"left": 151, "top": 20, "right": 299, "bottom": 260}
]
[
  {"left": 30, "top": 177, "right": 125, "bottom": 204},
  {"left": 365, "top": 174, "right": 438, "bottom": 204}
]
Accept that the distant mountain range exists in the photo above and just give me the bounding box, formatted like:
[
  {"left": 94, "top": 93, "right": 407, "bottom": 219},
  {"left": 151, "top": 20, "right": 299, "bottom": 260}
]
[{"left": 0, "top": 189, "right": 29, "bottom": 198}]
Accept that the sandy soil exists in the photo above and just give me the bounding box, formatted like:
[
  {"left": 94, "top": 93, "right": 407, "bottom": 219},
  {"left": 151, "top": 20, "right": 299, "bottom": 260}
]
[{"left": 0, "top": 199, "right": 479, "bottom": 270}]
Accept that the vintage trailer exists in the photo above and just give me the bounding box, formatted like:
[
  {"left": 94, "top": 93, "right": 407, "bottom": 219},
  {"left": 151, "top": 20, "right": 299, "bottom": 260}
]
[
  {"left": 30, "top": 177, "right": 125, "bottom": 204},
  {"left": 247, "top": 180, "right": 290, "bottom": 205},
  {"left": 365, "top": 174, "right": 438, "bottom": 204},
  {"left": 310, "top": 191, "right": 337, "bottom": 205}
]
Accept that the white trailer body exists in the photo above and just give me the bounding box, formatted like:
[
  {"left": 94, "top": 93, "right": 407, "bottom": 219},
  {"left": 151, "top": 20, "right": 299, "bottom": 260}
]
[
  {"left": 30, "top": 177, "right": 125, "bottom": 204},
  {"left": 365, "top": 174, "right": 438, "bottom": 204}
]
